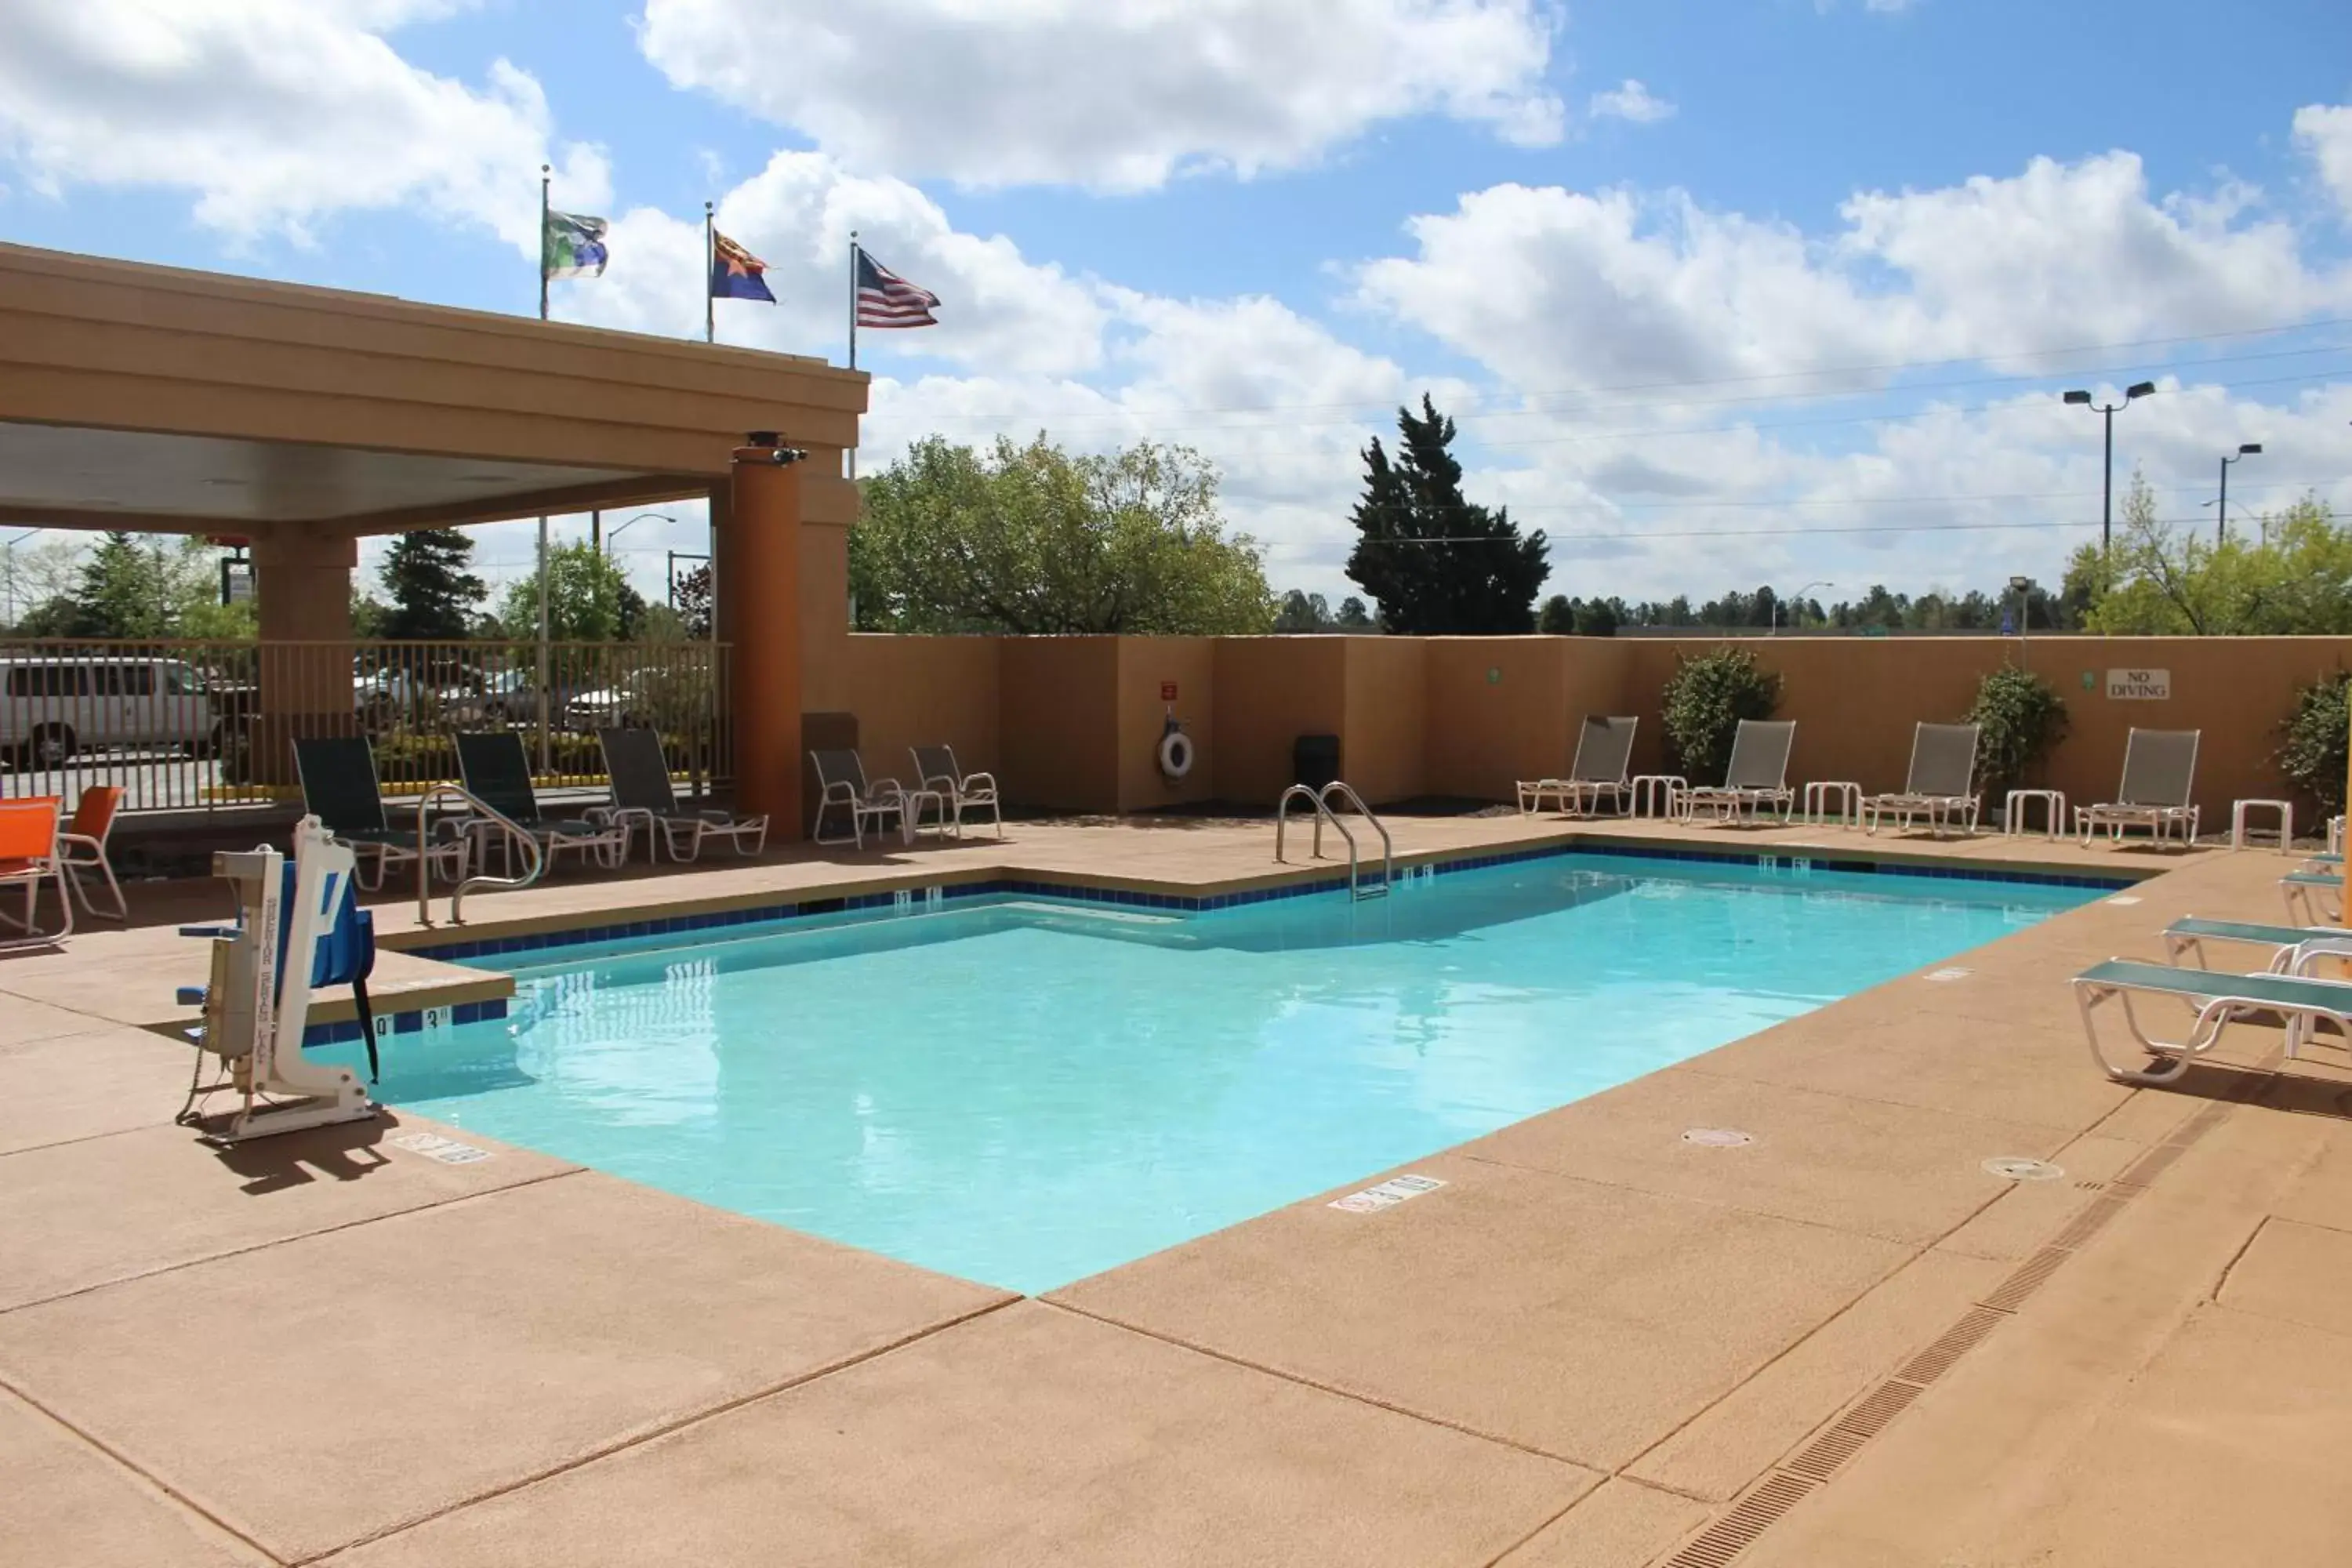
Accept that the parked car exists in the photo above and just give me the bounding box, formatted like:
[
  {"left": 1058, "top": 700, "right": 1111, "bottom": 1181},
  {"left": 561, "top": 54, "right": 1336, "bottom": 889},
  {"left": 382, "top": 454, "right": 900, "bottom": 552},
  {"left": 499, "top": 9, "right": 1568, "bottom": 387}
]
[
  {"left": 563, "top": 671, "right": 664, "bottom": 731},
  {"left": 444, "top": 668, "right": 553, "bottom": 727},
  {"left": 1, "top": 655, "right": 222, "bottom": 768}
]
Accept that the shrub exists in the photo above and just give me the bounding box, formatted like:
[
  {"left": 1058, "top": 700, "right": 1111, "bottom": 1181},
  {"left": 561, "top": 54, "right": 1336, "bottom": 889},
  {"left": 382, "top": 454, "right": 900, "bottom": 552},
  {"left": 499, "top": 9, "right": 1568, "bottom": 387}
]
[
  {"left": 1661, "top": 648, "right": 1780, "bottom": 784},
  {"left": 2276, "top": 670, "right": 2350, "bottom": 815},
  {"left": 1965, "top": 666, "right": 2068, "bottom": 801}
]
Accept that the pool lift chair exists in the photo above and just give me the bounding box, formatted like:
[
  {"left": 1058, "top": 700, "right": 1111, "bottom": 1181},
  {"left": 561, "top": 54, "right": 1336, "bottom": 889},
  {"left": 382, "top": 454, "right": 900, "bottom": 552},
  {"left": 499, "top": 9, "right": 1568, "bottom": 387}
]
[{"left": 173, "top": 816, "right": 380, "bottom": 1143}]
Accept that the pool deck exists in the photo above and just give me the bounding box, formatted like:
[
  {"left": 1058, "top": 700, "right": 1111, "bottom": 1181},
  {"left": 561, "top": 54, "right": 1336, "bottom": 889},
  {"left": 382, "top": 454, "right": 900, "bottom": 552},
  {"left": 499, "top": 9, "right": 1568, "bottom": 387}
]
[{"left": 4, "top": 811, "right": 2350, "bottom": 1565}]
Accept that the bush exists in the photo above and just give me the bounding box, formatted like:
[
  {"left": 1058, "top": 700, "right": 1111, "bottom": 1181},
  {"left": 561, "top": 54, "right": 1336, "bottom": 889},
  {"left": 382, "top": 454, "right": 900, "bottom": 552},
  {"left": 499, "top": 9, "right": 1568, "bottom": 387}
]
[
  {"left": 1966, "top": 666, "right": 2068, "bottom": 801},
  {"left": 1661, "top": 648, "right": 1780, "bottom": 784},
  {"left": 2276, "top": 670, "right": 2350, "bottom": 815}
]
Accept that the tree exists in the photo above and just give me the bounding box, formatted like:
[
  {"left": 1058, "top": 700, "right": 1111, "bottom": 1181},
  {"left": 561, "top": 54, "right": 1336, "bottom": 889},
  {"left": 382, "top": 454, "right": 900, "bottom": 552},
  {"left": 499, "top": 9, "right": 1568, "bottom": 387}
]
[
  {"left": 856, "top": 434, "right": 1273, "bottom": 634},
  {"left": 1573, "top": 597, "right": 1624, "bottom": 637},
  {"left": 30, "top": 532, "right": 254, "bottom": 638},
  {"left": 1335, "top": 596, "right": 1374, "bottom": 630},
  {"left": 1345, "top": 394, "right": 1548, "bottom": 633},
  {"left": 1276, "top": 590, "right": 1336, "bottom": 632},
  {"left": 377, "top": 528, "right": 485, "bottom": 640},
  {"left": 1537, "top": 593, "right": 1575, "bottom": 634},
  {"left": 2078, "top": 477, "right": 2352, "bottom": 636},
  {"left": 673, "top": 562, "right": 713, "bottom": 639},
  {"left": 1660, "top": 648, "right": 1781, "bottom": 784},
  {"left": 499, "top": 541, "right": 648, "bottom": 641}
]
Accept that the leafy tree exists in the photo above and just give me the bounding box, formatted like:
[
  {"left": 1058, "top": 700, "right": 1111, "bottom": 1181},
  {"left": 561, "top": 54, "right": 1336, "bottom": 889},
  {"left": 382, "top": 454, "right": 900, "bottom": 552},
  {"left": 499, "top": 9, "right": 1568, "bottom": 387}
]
[
  {"left": 2275, "top": 670, "right": 2350, "bottom": 815},
  {"left": 1660, "top": 648, "right": 1781, "bottom": 784},
  {"left": 1345, "top": 394, "right": 1548, "bottom": 633},
  {"left": 1537, "top": 593, "right": 1574, "bottom": 634},
  {"left": 1573, "top": 597, "right": 1624, "bottom": 637},
  {"left": 673, "top": 562, "right": 713, "bottom": 639},
  {"left": 857, "top": 434, "right": 1273, "bottom": 634},
  {"left": 1276, "top": 590, "right": 1336, "bottom": 632},
  {"left": 25, "top": 532, "right": 254, "bottom": 637},
  {"left": 1335, "top": 595, "right": 1374, "bottom": 630},
  {"left": 377, "top": 528, "right": 485, "bottom": 640},
  {"left": 499, "top": 541, "right": 648, "bottom": 640},
  {"left": 2077, "top": 478, "right": 2352, "bottom": 635}
]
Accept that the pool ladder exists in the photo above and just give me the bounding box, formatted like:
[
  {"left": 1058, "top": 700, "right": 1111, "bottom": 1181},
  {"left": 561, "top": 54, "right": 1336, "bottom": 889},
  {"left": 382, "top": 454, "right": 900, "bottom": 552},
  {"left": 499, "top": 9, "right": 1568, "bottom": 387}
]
[{"left": 1276, "top": 781, "right": 1394, "bottom": 900}]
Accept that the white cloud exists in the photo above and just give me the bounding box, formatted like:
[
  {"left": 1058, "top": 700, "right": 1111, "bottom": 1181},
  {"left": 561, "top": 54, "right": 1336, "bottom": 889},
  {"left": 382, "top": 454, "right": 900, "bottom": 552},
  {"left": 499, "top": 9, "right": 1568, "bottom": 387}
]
[
  {"left": 634, "top": 0, "right": 1564, "bottom": 191},
  {"left": 0, "top": 0, "right": 607, "bottom": 249},
  {"left": 1588, "top": 79, "right": 1675, "bottom": 125},
  {"left": 2296, "top": 103, "right": 2352, "bottom": 218}
]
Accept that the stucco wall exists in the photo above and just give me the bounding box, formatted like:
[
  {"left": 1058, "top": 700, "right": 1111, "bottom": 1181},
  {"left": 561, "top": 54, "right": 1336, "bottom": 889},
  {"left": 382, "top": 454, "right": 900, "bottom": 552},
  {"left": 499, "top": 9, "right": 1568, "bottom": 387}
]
[
  {"left": 997, "top": 637, "right": 1120, "bottom": 811},
  {"left": 1116, "top": 638, "right": 1219, "bottom": 811},
  {"left": 1340, "top": 635, "right": 1429, "bottom": 806},
  {"left": 1210, "top": 638, "right": 1348, "bottom": 804},
  {"left": 838, "top": 634, "right": 1000, "bottom": 793}
]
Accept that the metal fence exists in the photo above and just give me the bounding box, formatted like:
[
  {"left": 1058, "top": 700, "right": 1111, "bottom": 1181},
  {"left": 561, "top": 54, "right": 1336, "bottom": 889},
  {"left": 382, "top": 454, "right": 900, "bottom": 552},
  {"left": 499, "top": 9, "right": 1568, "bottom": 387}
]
[{"left": 0, "top": 638, "right": 734, "bottom": 816}]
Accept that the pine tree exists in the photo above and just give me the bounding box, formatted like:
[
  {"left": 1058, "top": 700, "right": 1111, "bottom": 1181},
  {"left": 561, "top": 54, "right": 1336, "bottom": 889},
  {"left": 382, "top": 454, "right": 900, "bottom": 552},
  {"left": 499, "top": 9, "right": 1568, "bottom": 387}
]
[
  {"left": 70, "top": 532, "right": 170, "bottom": 637},
  {"left": 378, "top": 529, "right": 485, "bottom": 640},
  {"left": 1344, "top": 395, "right": 1548, "bottom": 633}
]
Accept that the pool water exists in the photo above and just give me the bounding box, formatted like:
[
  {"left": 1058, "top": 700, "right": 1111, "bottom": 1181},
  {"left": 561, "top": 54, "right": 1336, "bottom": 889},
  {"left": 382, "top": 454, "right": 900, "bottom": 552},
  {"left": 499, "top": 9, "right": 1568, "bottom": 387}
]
[{"left": 332, "top": 855, "right": 2090, "bottom": 1294}]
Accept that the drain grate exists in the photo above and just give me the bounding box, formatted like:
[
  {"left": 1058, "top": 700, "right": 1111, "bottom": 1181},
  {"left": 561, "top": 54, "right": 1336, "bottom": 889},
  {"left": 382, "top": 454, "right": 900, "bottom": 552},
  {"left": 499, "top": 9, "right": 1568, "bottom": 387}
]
[
  {"left": 1982, "top": 1246, "right": 2071, "bottom": 1313},
  {"left": 1663, "top": 1473, "right": 1821, "bottom": 1568},
  {"left": 1782, "top": 1379, "right": 1922, "bottom": 1482},
  {"left": 2048, "top": 1192, "right": 2133, "bottom": 1252},
  {"left": 2115, "top": 1141, "right": 2187, "bottom": 1185},
  {"left": 1893, "top": 1303, "right": 2009, "bottom": 1385}
]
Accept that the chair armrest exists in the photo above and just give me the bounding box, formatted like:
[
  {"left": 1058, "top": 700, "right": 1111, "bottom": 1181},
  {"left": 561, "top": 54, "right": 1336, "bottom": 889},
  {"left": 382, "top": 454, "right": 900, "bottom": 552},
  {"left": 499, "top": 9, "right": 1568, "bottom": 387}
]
[
  {"left": 959, "top": 772, "right": 999, "bottom": 793},
  {"left": 868, "top": 775, "right": 907, "bottom": 801},
  {"left": 2286, "top": 936, "right": 2352, "bottom": 976}
]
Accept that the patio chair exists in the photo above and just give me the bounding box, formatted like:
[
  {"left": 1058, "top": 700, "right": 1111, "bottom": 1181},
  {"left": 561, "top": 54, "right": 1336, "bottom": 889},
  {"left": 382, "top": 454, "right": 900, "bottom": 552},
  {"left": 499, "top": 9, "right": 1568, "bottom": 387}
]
[
  {"left": 0, "top": 796, "right": 72, "bottom": 950},
  {"left": 2073, "top": 953, "right": 2352, "bottom": 1086},
  {"left": 55, "top": 785, "right": 126, "bottom": 920},
  {"left": 1681, "top": 720, "right": 1797, "bottom": 826},
  {"left": 909, "top": 744, "right": 1003, "bottom": 839},
  {"left": 454, "top": 731, "right": 628, "bottom": 874},
  {"left": 2162, "top": 915, "right": 2351, "bottom": 972},
  {"left": 1862, "top": 723, "right": 1981, "bottom": 838},
  {"left": 811, "top": 749, "right": 908, "bottom": 849},
  {"left": 597, "top": 727, "right": 768, "bottom": 862},
  {"left": 2282, "top": 868, "right": 2342, "bottom": 925},
  {"left": 293, "top": 736, "right": 467, "bottom": 892},
  {"left": 1517, "top": 717, "right": 1639, "bottom": 817},
  {"left": 2074, "top": 728, "right": 2201, "bottom": 848}
]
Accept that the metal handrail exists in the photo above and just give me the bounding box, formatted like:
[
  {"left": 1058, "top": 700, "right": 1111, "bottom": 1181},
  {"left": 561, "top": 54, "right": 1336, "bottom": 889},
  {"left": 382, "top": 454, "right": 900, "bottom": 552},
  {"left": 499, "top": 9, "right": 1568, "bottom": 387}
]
[
  {"left": 1276, "top": 782, "right": 1362, "bottom": 897},
  {"left": 415, "top": 782, "right": 545, "bottom": 927},
  {"left": 1318, "top": 781, "right": 1393, "bottom": 894}
]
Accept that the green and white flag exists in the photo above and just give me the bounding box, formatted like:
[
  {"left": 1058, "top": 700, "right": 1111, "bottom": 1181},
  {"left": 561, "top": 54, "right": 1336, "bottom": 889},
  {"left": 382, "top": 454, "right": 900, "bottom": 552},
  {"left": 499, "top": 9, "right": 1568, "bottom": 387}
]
[{"left": 543, "top": 210, "right": 610, "bottom": 279}]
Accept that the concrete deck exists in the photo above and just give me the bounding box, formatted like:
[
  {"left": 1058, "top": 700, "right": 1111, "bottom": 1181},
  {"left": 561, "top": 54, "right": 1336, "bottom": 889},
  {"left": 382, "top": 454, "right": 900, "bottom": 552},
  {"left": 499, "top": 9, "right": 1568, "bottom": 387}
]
[{"left": 3, "top": 811, "right": 2347, "bottom": 1565}]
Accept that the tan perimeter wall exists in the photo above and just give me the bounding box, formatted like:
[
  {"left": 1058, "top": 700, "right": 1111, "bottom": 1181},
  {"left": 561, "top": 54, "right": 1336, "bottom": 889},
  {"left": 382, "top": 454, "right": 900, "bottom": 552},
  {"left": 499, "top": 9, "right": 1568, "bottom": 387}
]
[{"left": 799, "top": 630, "right": 2352, "bottom": 822}]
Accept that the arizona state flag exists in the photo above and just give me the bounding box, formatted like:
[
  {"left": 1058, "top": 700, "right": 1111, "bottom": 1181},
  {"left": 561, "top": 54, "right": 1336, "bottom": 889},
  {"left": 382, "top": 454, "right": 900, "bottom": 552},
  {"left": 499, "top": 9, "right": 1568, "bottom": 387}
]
[{"left": 710, "top": 231, "right": 776, "bottom": 303}]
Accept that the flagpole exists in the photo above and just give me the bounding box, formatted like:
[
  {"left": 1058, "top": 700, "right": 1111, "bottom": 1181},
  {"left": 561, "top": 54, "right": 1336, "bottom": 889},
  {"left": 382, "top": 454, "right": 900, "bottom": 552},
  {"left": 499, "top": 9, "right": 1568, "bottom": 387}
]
[
  {"left": 848, "top": 231, "right": 859, "bottom": 482},
  {"left": 538, "top": 163, "right": 550, "bottom": 321},
  {"left": 704, "top": 201, "right": 716, "bottom": 346}
]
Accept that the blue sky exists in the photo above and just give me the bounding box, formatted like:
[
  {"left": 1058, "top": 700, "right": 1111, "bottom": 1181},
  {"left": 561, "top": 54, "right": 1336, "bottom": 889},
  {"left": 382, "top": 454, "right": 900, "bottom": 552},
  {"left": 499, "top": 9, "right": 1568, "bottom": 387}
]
[{"left": 4, "top": 1, "right": 2350, "bottom": 608}]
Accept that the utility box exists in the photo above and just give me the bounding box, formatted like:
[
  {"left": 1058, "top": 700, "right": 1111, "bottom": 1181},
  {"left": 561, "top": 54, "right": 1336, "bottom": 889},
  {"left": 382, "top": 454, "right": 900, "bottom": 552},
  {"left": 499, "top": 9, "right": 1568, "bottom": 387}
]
[{"left": 1293, "top": 733, "right": 1341, "bottom": 792}]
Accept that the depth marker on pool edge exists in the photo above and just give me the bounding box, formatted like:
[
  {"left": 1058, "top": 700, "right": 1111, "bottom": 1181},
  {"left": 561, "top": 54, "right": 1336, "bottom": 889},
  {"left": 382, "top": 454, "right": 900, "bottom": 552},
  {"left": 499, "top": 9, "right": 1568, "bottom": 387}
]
[{"left": 1330, "top": 1174, "right": 1445, "bottom": 1213}]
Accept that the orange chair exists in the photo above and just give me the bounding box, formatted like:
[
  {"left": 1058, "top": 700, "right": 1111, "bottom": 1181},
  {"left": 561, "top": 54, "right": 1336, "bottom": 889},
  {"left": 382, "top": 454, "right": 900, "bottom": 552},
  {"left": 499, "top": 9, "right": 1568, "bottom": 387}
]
[
  {"left": 57, "top": 786, "right": 125, "bottom": 920},
  {"left": 0, "top": 797, "right": 71, "bottom": 950}
]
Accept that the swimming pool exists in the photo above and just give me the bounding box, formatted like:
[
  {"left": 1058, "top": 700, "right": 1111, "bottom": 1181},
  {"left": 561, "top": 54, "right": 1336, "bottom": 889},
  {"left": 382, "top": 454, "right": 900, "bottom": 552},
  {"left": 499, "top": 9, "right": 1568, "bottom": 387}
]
[{"left": 336, "top": 854, "right": 2092, "bottom": 1294}]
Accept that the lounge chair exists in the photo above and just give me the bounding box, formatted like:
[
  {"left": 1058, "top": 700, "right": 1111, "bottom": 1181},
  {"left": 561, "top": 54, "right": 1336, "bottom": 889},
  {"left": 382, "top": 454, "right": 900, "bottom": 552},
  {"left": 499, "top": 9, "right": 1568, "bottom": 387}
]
[
  {"left": 454, "top": 731, "right": 627, "bottom": 873},
  {"left": 909, "top": 744, "right": 1003, "bottom": 839},
  {"left": 1681, "top": 720, "right": 1797, "bottom": 826},
  {"left": 811, "top": 749, "right": 908, "bottom": 849},
  {"left": 2162, "top": 915, "right": 2351, "bottom": 971},
  {"left": 56, "top": 785, "right": 126, "bottom": 920},
  {"left": 2282, "top": 868, "right": 2342, "bottom": 924},
  {"left": 1518, "top": 717, "right": 1639, "bottom": 818},
  {"left": 293, "top": 736, "right": 468, "bottom": 892},
  {"left": 597, "top": 727, "right": 768, "bottom": 862},
  {"left": 2074, "top": 728, "right": 2201, "bottom": 847},
  {"left": 0, "top": 796, "right": 71, "bottom": 950},
  {"left": 1862, "top": 722, "right": 1980, "bottom": 837},
  {"left": 2073, "top": 955, "right": 2352, "bottom": 1086}
]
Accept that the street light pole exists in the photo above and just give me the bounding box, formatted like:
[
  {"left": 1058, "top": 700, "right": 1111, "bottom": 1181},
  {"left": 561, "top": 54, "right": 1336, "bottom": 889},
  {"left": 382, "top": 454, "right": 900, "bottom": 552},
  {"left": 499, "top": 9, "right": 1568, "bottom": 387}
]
[
  {"left": 2063, "top": 383, "right": 2157, "bottom": 553},
  {"left": 2216, "top": 443, "right": 2262, "bottom": 546},
  {"left": 1774, "top": 579, "right": 1832, "bottom": 636}
]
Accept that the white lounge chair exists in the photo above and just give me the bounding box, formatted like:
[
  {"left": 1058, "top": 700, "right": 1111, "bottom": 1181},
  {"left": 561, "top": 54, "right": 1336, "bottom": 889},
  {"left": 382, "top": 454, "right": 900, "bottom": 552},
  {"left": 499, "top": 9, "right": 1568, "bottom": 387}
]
[
  {"left": 2075, "top": 728, "right": 2201, "bottom": 847},
  {"left": 811, "top": 749, "right": 908, "bottom": 849},
  {"left": 2073, "top": 950, "right": 2352, "bottom": 1086},
  {"left": 597, "top": 727, "right": 768, "bottom": 861},
  {"left": 909, "top": 744, "right": 1002, "bottom": 839},
  {"left": 1682, "top": 720, "right": 1796, "bottom": 826},
  {"left": 1518, "top": 716, "right": 1639, "bottom": 817},
  {"left": 1862, "top": 722, "right": 1980, "bottom": 837},
  {"left": 2283, "top": 868, "right": 2342, "bottom": 924},
  {"left": 2162, "top": 915, "right": 2350, "bottom": 971}
]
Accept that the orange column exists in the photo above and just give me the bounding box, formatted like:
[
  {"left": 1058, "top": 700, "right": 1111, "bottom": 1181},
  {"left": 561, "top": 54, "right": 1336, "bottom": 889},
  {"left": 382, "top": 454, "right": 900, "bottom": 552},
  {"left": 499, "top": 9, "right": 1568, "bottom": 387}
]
[
  {"left": 251, "top": 528, "right": 358, "bottom": 786},
  {"left": 725, "top": 445, "right": 804, "bottom": 837}
]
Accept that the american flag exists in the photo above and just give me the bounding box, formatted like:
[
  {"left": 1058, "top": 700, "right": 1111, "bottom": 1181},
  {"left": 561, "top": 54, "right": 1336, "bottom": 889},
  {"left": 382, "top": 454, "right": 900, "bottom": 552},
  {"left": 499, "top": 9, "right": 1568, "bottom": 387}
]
[{"left": 855, "top": 248, "right": 940, "bottom": 329}]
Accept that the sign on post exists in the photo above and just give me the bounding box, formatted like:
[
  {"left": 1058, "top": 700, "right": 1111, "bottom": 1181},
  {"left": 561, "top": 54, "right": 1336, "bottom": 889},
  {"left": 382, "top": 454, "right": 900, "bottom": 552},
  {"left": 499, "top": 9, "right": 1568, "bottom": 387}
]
[
  {"left": 2105, "top": 668, "right": 2170, "bottom": 700},
  {"left": 1160, "top": 681, "right": 1178, "bottom": 702}
]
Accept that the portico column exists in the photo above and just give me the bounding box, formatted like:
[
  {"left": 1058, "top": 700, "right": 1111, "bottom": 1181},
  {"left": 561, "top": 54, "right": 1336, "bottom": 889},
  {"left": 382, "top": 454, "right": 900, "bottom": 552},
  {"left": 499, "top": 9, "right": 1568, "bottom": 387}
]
[
  {"left": 252, "top": 528, "right": 358, "bottom": 786},
  {"left": 722, "top": 442, "right": 804, "bottom": 837}
]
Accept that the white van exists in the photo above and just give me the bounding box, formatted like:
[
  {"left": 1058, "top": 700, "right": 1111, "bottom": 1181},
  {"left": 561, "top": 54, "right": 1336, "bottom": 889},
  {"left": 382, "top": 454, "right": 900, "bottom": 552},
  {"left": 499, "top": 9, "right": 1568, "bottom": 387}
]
[{"left": 0, "top": 656, "right": 220, "bottom": 768}]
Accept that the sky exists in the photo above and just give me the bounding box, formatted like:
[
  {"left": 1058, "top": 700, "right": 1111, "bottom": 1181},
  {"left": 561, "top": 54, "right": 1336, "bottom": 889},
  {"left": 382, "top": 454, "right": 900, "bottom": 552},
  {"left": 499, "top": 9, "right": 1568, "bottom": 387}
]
[{"left": 3, "top": 0, "right": 2351, "bottom": 616}]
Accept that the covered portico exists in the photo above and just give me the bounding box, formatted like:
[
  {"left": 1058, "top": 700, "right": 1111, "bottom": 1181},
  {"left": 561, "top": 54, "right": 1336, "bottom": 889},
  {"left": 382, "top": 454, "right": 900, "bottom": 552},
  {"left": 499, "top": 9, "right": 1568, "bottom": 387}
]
[{"left": 0, "top": 241, "right": 867, "bottom": 837}]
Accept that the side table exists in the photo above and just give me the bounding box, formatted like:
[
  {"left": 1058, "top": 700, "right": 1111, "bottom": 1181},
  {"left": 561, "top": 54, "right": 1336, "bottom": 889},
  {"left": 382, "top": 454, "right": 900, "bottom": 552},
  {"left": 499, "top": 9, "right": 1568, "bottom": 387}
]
[
  {"left": 1803, "top": 780, "right": 1861, "bottom": 829},
  {"left": 2230, "top": 798, "right": 2293, "bottom": 852},
  {"left": 2005, "top": 788, "right": 2065, "bottom": 841},
  {"left": 1632, "top": 775, "right": 1686, "bottom": 819}
]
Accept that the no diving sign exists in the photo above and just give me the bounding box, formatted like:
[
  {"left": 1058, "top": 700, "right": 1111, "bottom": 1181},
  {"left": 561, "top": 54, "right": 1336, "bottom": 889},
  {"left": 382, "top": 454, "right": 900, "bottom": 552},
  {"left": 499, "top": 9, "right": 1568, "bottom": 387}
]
[{"left": 2105, "top": 668, "right": 2170, "bottom": 700}]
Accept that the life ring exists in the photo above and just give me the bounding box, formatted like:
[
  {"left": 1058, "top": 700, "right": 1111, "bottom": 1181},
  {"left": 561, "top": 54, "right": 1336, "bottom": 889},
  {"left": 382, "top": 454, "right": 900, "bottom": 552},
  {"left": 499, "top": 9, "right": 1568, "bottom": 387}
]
[{"left": 1157, "top": 728, "right": 1195, "bottom": 780}]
